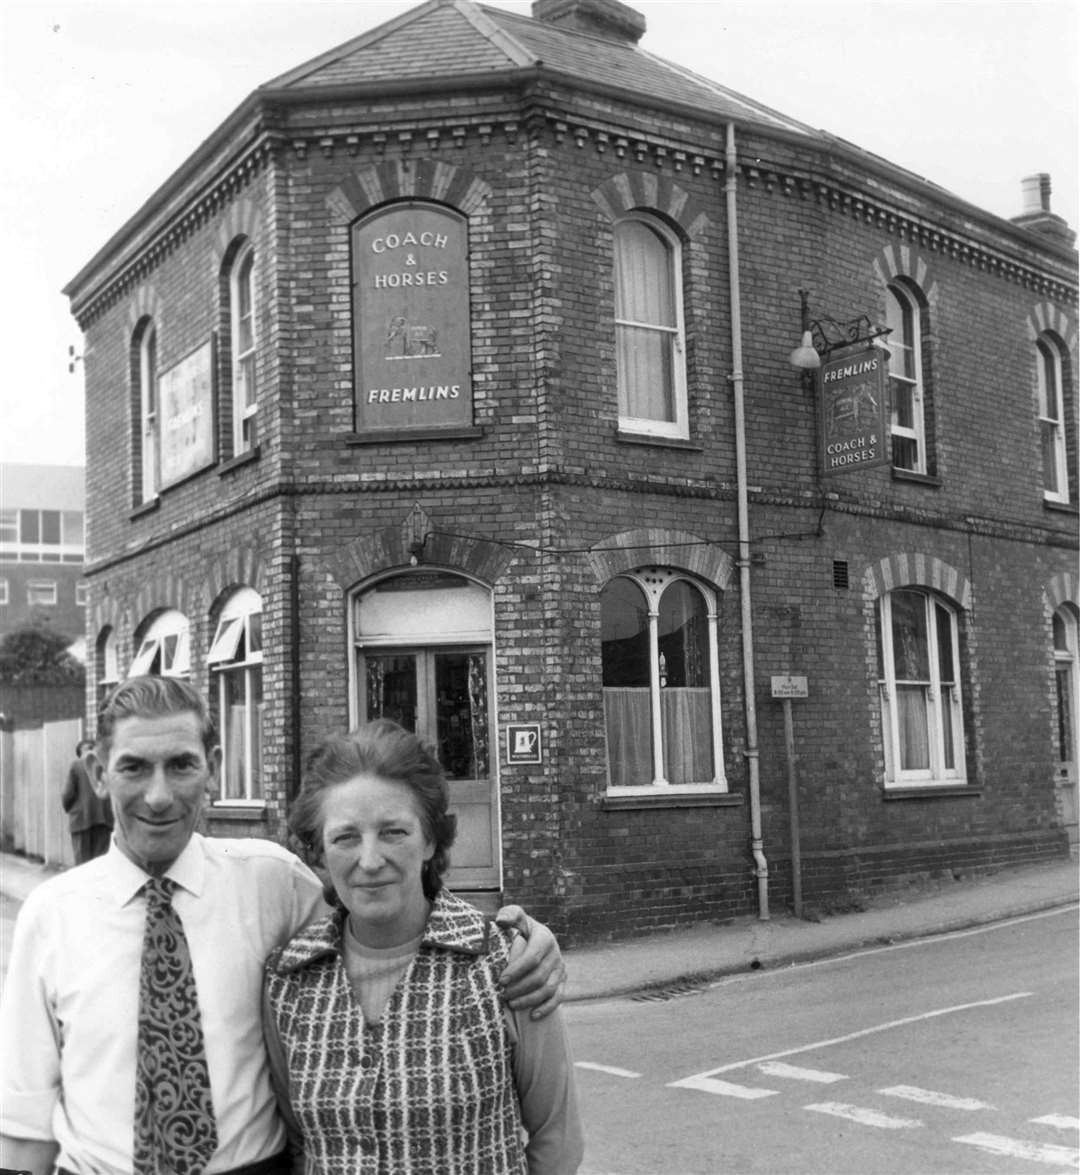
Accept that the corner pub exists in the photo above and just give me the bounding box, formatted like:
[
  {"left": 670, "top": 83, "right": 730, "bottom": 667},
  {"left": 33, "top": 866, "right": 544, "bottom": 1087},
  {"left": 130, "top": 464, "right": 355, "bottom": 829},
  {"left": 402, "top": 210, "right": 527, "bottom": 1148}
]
[{"left": 68, "top": 0, "right": 1078, "bottom": 941}]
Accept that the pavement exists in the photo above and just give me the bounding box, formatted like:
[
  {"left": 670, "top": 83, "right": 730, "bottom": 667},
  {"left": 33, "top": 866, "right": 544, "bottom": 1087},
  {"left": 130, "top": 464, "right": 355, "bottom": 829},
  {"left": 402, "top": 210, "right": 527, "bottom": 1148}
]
[{"left": 2, "top": 850, "right": 1077, "bottom": 1002}]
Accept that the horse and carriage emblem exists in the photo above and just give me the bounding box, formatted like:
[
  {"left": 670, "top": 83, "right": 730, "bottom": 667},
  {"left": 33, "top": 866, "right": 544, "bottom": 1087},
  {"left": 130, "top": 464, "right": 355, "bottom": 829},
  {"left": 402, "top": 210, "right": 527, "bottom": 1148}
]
[
  {"left": 825, "top": 375, "right": 879, "bottom": 436},
  {"left": 385, "top": 316, "right": 440, "bottom": 358}
]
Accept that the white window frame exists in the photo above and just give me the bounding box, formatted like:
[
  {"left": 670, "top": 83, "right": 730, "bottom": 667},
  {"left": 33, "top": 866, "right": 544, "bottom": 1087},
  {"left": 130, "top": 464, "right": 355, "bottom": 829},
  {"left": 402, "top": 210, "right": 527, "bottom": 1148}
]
[
  {"left": 613, "top": 214, "right": 688, "bottom": 440},
  {"left": 2, "top": 509, "right": 83, "bottom": 564},
  {"left": 27, "top": 580, "right": 58, "bottom": 606},
  {"left": 139, "top": 323, "right": 159, "bottom": 502},
  {"left": 1037, "top": 335, "right": 1069, "bottom": 503},
  {"left": 885, "top": 284, "right": 926, "bottom": 474},
  {"left": 209, "top": 587, "right": 264, "bottom": 804},
  {"left": 97, "top": 627, "right": 119, "bottom": 704},
  {"left": 878, "top": 589, "right": 966, "bottom": 787},
  {"left": 231, "top": 243, "right": 257, "bottom": 456},
  {"left": 75, "top": 582, "right": 89, "bottom": 607},
  {"left": 601, "top": 569, "right": 725, "bottom": 795},
  {"left": 129, "top": 609, "right": 190, "bottom": 678},
  {"left": 0, "top": 578, "right": 8, "bottom": 605},
  {"left": 1053, "top": 605, "right": 1079, "bottom": 784}
]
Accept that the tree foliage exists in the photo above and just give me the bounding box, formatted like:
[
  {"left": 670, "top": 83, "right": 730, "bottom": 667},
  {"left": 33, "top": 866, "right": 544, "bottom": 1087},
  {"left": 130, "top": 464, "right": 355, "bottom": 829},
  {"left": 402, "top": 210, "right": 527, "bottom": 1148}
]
[{"left": 0, "top": 621, "right": 86, "bottom": 686}]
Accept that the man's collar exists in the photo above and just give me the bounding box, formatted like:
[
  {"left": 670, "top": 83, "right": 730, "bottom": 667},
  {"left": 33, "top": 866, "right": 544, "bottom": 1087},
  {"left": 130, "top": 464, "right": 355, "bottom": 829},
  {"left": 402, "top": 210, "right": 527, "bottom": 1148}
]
[{"left": 105, "top": 832, "right": 208, "bottom": 907}]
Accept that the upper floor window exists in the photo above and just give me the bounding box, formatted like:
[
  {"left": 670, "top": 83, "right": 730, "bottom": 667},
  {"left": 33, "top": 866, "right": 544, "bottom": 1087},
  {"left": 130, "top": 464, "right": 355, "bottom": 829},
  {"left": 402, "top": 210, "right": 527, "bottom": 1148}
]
[
  {"left": 877, "top": 588, "right": 965, "bottom": 786},
  {"left": 209, "top": 587, "right": 264, "bottom": 802},
  {"left": 27, "top": 580, "right": 58, "bottom": 606},
  {"left": 129, "top": 609, "right": 190, "bottom": 678},
  {"left": 601, "top": 569, "right": 724, "bottom": 791},
  {"left": 1037, "top": 335, "right": 1069, "bottom": 503},
  {"left": 230, "top": 243, "right": 257, "bottom": 455},
  {"left": 136, "top": 320, "right": 159, "bottom": 503},
  {"left": 0, "top": 509, "right": 83, "bottom": 563},
  {"left": 614, "top": 215, "right": 688, "bottom": 439},
  {"left": 885, "top": 283, "right": 927, "bottom": 474}
]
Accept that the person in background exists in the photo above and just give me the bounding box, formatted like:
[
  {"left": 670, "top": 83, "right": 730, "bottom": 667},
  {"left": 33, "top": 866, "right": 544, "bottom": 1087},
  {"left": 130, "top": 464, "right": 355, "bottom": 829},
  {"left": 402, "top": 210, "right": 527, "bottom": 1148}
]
[
  {"left": 0, "top": 677, "right": 566, "bottom": 1175},
  {"left": 264, "top": 719, "right": 584, "bottom": 1175},
  {"left": 61, "top": 736, "right": 113, "bottom": 863}
]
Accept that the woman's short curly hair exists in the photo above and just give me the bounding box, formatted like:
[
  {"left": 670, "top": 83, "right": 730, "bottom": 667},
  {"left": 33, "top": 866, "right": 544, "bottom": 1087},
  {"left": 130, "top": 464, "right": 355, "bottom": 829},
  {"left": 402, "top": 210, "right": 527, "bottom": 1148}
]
[{"left": 289, "top": 719, "right": 457, "bottom": 900}]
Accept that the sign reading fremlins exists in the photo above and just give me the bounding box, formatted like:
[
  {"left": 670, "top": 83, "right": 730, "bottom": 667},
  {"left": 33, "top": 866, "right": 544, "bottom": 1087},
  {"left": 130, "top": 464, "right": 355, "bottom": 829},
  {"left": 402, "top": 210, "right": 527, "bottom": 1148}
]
[
  {"left": 353, "top": 203, "right": 472, "bottom": 432},
  {"left": 818, "top": 350, "right": 890, "bottom": 475}
]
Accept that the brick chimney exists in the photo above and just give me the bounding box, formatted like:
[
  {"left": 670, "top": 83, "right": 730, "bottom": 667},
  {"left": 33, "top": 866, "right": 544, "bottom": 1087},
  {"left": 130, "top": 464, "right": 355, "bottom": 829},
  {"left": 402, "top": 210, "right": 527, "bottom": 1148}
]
[
  {"left": 1010, "top": 173, "right": 1076, "bottom": 247},
  {"left": 532, "top": 0, "right": 646, "bottom": 44}
]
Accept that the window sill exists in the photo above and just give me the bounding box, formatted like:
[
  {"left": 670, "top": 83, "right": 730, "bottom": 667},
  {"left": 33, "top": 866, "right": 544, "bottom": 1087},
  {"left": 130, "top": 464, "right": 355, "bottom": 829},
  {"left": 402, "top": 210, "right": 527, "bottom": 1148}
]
[
  {"left": 601, "top": 788, "right": 742, "bottom": 811},
  {"left": 883, "top": 784, "right": 981, "bottom": 800},
  {"left": 890, "top": 468, "right": 941, "bottom": 488},
  {"left": 346, "top": 426, "right": 485, "bottom": 445},
  {"left": 130, "top": 498, "right": 160, "bottom": 521},
  {"left": 218, "top": 446, "right": 261, "bottom": 475},
  {"left": 1043, "top": 497, "right": 1077, "bottom": 515},
  {"left": 615, "top": 429, "right": 701, "bottom": 452},
  {"left": 209, "top": 803, "right": 268, "bottom": 821}
]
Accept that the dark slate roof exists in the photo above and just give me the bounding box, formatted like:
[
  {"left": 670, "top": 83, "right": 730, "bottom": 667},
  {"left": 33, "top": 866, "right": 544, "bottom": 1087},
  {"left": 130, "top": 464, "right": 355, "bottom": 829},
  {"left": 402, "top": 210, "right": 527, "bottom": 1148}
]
[{"left": 260, "top": 0, "right": 814, "bottom": 138}]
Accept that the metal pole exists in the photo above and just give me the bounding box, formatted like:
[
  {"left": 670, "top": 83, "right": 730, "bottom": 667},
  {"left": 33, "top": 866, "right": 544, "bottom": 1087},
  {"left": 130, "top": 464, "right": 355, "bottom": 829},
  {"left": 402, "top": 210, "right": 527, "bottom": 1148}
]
[{"left": 783, "top": 697, "right": 802, "bottom": 917}]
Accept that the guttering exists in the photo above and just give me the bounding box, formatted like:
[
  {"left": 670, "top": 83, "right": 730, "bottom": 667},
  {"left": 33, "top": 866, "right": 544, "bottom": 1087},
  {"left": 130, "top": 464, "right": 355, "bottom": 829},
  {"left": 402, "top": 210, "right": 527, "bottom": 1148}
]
[{"left": 725, "top": 121, "right": 769, "bottom": 920}]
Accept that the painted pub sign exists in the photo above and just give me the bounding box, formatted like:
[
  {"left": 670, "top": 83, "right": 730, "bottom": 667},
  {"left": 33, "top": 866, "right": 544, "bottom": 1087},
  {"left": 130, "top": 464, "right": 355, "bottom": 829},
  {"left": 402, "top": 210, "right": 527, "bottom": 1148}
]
[
  {"left": 818, "top": 349, "right": 890, "bottom": 475},
  {"left": 353, "top": 203, "right": 472, "bottom": 433}
]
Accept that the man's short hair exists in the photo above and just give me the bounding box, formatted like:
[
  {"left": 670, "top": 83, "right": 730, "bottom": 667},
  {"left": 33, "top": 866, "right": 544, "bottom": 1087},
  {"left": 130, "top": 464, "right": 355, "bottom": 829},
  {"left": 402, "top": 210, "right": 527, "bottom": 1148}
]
[{"left": 96, "top": 676, "right": 218, "bottom": 758}]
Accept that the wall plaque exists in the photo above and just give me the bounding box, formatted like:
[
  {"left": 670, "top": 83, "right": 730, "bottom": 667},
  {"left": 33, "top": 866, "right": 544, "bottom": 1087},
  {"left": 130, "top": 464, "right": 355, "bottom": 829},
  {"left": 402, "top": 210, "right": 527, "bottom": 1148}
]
[
  {"left": 158, "top": 339, "right": 215, "bottom": 488},
  {"left": 353, "top": 203, "right": 472, "bottom": 433}
]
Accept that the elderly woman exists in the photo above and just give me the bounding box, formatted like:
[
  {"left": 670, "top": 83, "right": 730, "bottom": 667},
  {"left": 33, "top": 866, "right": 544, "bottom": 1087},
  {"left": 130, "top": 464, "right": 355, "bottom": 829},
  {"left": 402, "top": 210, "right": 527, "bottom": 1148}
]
[{"left": 263, "top": 720, "right": 584, "bottom": 1175}]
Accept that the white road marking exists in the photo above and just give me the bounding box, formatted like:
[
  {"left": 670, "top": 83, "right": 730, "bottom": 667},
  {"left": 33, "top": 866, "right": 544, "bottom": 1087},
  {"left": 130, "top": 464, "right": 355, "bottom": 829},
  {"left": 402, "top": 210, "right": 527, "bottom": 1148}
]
[
  {"left": 805, "top": 1102, "right": 922, "bottom": 1129},
  {"left": 673, "top": 991, "right": 1032, "bottom": 1081},
  {"left": 954, "top": 1132, "right": 1080, "bottom": 1167},
  {"left": 757, "top": 1061, "right": 847, "bottom": 1083},
  {"left": 575, "top": 1061, "right": 641, "bottom": 1079},
  {"left": 1031, "top": 1114, "right": 1080, "bottom": 1131},
  {"left": 880, "top": 1084, "right": 994, "bottom": 1111},
  {"left": 667, "top": 1074, "right": 778, "bottom": 1099}
]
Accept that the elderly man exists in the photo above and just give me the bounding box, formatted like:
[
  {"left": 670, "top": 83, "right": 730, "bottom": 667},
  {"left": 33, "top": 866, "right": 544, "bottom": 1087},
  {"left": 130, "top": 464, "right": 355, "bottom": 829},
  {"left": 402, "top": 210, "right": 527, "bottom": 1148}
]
[{"left": 1, "top": 676, "right": 565, "bottom": 1175}]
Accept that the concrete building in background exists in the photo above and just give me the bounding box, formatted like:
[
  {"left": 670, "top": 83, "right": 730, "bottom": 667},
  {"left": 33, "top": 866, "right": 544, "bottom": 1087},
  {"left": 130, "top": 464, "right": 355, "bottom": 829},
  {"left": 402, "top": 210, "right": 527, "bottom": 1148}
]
[
  {"left": 0, "top": 463, "right": 87, "bottom": 649},
  {"left": 64, "top": 0, "right": 1077, "bottom": 939}
]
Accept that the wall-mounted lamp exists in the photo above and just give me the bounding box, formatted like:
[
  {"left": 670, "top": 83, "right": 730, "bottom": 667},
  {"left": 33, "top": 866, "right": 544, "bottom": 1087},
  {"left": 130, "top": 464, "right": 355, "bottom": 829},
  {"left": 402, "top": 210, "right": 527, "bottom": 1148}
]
[{"left": 788, "top": 289, "right": 890, "bottom": 370}]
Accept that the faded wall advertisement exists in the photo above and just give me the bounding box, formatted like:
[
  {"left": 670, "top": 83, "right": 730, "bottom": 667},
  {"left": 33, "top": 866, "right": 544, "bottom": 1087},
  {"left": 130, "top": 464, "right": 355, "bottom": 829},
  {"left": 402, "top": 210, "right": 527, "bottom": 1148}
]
[
  {"left": 818, "top": 350, "right": 889, "bottom": 475},
  {"left": 353, "top": 203, "right": 472, "bottom": 433},
  {"left": 159, "top": 339, "right": 215, "bottom": 487}
]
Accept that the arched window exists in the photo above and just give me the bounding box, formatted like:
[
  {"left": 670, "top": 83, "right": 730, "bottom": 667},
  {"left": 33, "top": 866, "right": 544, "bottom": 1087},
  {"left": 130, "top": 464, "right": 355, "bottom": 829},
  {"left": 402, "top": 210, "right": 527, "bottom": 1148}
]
[
  {"left": 229, "top": 242, "right": 257, "bottom": 456},
  {"left": 1053, "top": 604, "right": 1078, "bottom": 786},
  {"left": 614, "top": 215, "right": 687, "bottom": 438},
  {"left": 1037, "top": 334, "right": 1069, "bottom": 503},
  {"left": 96, "top": 626, "right": 119, "bottom": 706},
  {"left": 877, "top": 588, "right": 965, "bottom": 785},
  {"left": 601, "top": 569, "right": 723, "bottom": 789},
  {"left": 129, "top": 609, "right": 190, "bottom": 678},
  {"left": 885, "top": 283, "right": 927, "bottom": 474},
  {"left": 208, "top": 587, "right": 263, "bottom": 802},
  {"left": 134, "top": 319, "right": 158, "bottom": 502}
]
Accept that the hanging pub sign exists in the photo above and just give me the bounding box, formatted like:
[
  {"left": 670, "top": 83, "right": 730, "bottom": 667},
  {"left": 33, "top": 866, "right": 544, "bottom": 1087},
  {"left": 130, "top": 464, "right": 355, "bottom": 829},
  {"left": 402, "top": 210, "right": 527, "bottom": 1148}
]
[
  {"left": 818, "top": 348, "right": 889, "bottom": 475},
  {"left": 353, "top": 202, "right": 472, "bottom": 433}
]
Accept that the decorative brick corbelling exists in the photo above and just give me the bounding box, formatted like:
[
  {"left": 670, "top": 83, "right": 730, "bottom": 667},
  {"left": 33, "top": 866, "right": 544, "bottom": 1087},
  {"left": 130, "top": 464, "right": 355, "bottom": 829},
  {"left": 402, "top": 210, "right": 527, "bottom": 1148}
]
[
  {"left": 1026, "top": 302, "right": 1078, "bottom": 352},
  {"left": 862, "top": 554, "right": 972, "bottom": 610},
  {"left": 585, "top": 528, "right": 736, "bottom": 589},
  {"left": 212, "top": 197, "right": 263, "bottom": 264},
  {"left": 327, "top": 160, "right": 492, "bottom": 225},
  {"left": 590, "top": 171, "right": 710, "bottom": 240}
]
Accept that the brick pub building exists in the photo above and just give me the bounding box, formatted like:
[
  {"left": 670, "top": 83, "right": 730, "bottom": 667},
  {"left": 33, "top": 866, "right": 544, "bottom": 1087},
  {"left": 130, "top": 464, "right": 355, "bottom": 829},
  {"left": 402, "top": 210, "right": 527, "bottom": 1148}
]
[{"left": 66, "top": 0, "right": 1078, "bottom": 940}]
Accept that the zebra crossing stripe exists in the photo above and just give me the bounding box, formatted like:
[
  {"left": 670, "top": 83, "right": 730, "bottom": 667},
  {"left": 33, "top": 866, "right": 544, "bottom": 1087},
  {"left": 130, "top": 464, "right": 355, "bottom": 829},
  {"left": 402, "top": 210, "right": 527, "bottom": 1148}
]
[
  {"left": 879, "top": 1085, "right": 994, "bottom": 1111},
  {"left": 954, "top": 1132, "right": 1080, "bottom": 1167},
  {"left": 575, "top": 1062, "right": 641, "bottom": 1079},
  {"left": 1030, "top": 1114, "right": 1080, "bottom": 1131},
  {"left": 667, "top": 1074, "right": 778, "bottom": 1099},
  {"left": 757, "top": 1061, "right": 847, "bottom": 1083},
  {"left": 805, "top": 1102, "right": 922, "bottom": 1129}
]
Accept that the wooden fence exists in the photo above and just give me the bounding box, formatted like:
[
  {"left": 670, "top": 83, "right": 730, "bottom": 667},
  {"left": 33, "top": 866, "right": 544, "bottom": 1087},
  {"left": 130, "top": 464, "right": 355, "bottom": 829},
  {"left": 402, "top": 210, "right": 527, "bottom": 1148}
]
[{"left": 0, "top": 718, "right": 81, "bottom": 867}]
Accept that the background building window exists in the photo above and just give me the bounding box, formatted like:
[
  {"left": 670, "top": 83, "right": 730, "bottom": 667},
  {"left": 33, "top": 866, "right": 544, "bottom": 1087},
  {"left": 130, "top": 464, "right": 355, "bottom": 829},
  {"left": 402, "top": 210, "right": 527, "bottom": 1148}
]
[
  {"left": 601, "top": 569, "right": 723, "bottom": 789},
  {"left": 0, "top": 578, "right": 8, "bottom": 605},
  {"left": 75, "top": 582, "right": 89, "bottom": 606},
  {"left": 129, "top": 609, "right": 189, "bottom": 677},
  {"left": 230, "top": 243, "right": 257, "bottom": 456},
  {"left": 208, "top": 587, "right": 264, "bottom": 802},
  {"left": 885, "top": 283, "right": 927, "bottom": 474},
  {"left": 614, "top": 215, "right": 687, "bottom": 438},
  {"left": 27, "top": 580, "right": 58, "bottom": 606},
  {"left": 1037, "top": 335, "right": 1069, "bottom": 503},
  {"left": 877, "top": 588, "right": 966, "bottom": 785},
  {"left": 1, "top": 509, "right": 83, "bottom": 563},
  {"left": 136, "top": 320, "right": 159, "bottom": 503}
]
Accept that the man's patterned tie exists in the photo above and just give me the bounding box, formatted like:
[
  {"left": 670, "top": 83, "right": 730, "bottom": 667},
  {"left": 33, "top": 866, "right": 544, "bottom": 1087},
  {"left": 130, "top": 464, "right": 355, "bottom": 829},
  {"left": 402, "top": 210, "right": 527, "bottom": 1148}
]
[{"left": 133, "top": 877, "right": 219, "bottom": 1175}]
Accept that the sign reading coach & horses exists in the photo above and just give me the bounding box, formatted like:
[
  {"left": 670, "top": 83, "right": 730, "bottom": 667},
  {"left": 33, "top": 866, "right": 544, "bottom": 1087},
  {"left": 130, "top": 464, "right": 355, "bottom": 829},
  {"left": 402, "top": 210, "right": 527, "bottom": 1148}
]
[
  {"left": 353, "top": 203, "right": 472, "bottom": 433},
  {"left": 818, "top": 350, "right": 889, "bottom": 475}
]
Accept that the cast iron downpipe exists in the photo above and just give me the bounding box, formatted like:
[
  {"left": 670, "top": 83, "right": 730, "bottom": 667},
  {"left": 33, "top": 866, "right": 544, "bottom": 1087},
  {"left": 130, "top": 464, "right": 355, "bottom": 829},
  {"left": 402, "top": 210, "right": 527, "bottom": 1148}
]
[{"left": 725, "top": 122, "right": 769, "bottom": 919}]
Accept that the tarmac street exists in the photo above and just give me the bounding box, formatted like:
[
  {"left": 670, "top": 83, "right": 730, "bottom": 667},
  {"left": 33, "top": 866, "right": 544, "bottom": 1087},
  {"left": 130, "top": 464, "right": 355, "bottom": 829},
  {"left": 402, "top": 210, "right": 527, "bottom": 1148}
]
[{"left": 566, "top": 907, "right": 1080, "bottom": 1175}]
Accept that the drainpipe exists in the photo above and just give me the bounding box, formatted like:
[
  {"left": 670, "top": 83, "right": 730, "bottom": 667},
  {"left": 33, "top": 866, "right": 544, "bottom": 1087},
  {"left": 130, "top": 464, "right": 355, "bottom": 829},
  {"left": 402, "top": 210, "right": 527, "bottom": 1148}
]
[{"left": 725, "top": 122, "right": 769, "bottom": 920}]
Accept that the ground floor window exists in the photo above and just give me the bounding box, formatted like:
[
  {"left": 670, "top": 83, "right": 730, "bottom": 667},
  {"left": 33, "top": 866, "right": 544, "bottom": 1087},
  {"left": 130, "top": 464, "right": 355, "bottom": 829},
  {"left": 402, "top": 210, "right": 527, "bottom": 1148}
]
[
  {"left": 129, "top": 609, "right": 190, "bottom": 677},
  {"left": 208, "top": 587, "right": 263, "bottom": 802},
  {"left": 877, "top": 588, "right": 966, "bottom": 786},
  {"left": 1053, "top": 604, "right": 1078, "bottom": 784},
  {"left": 601, "top": 568, "right": 725, "bottom": 790}
]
